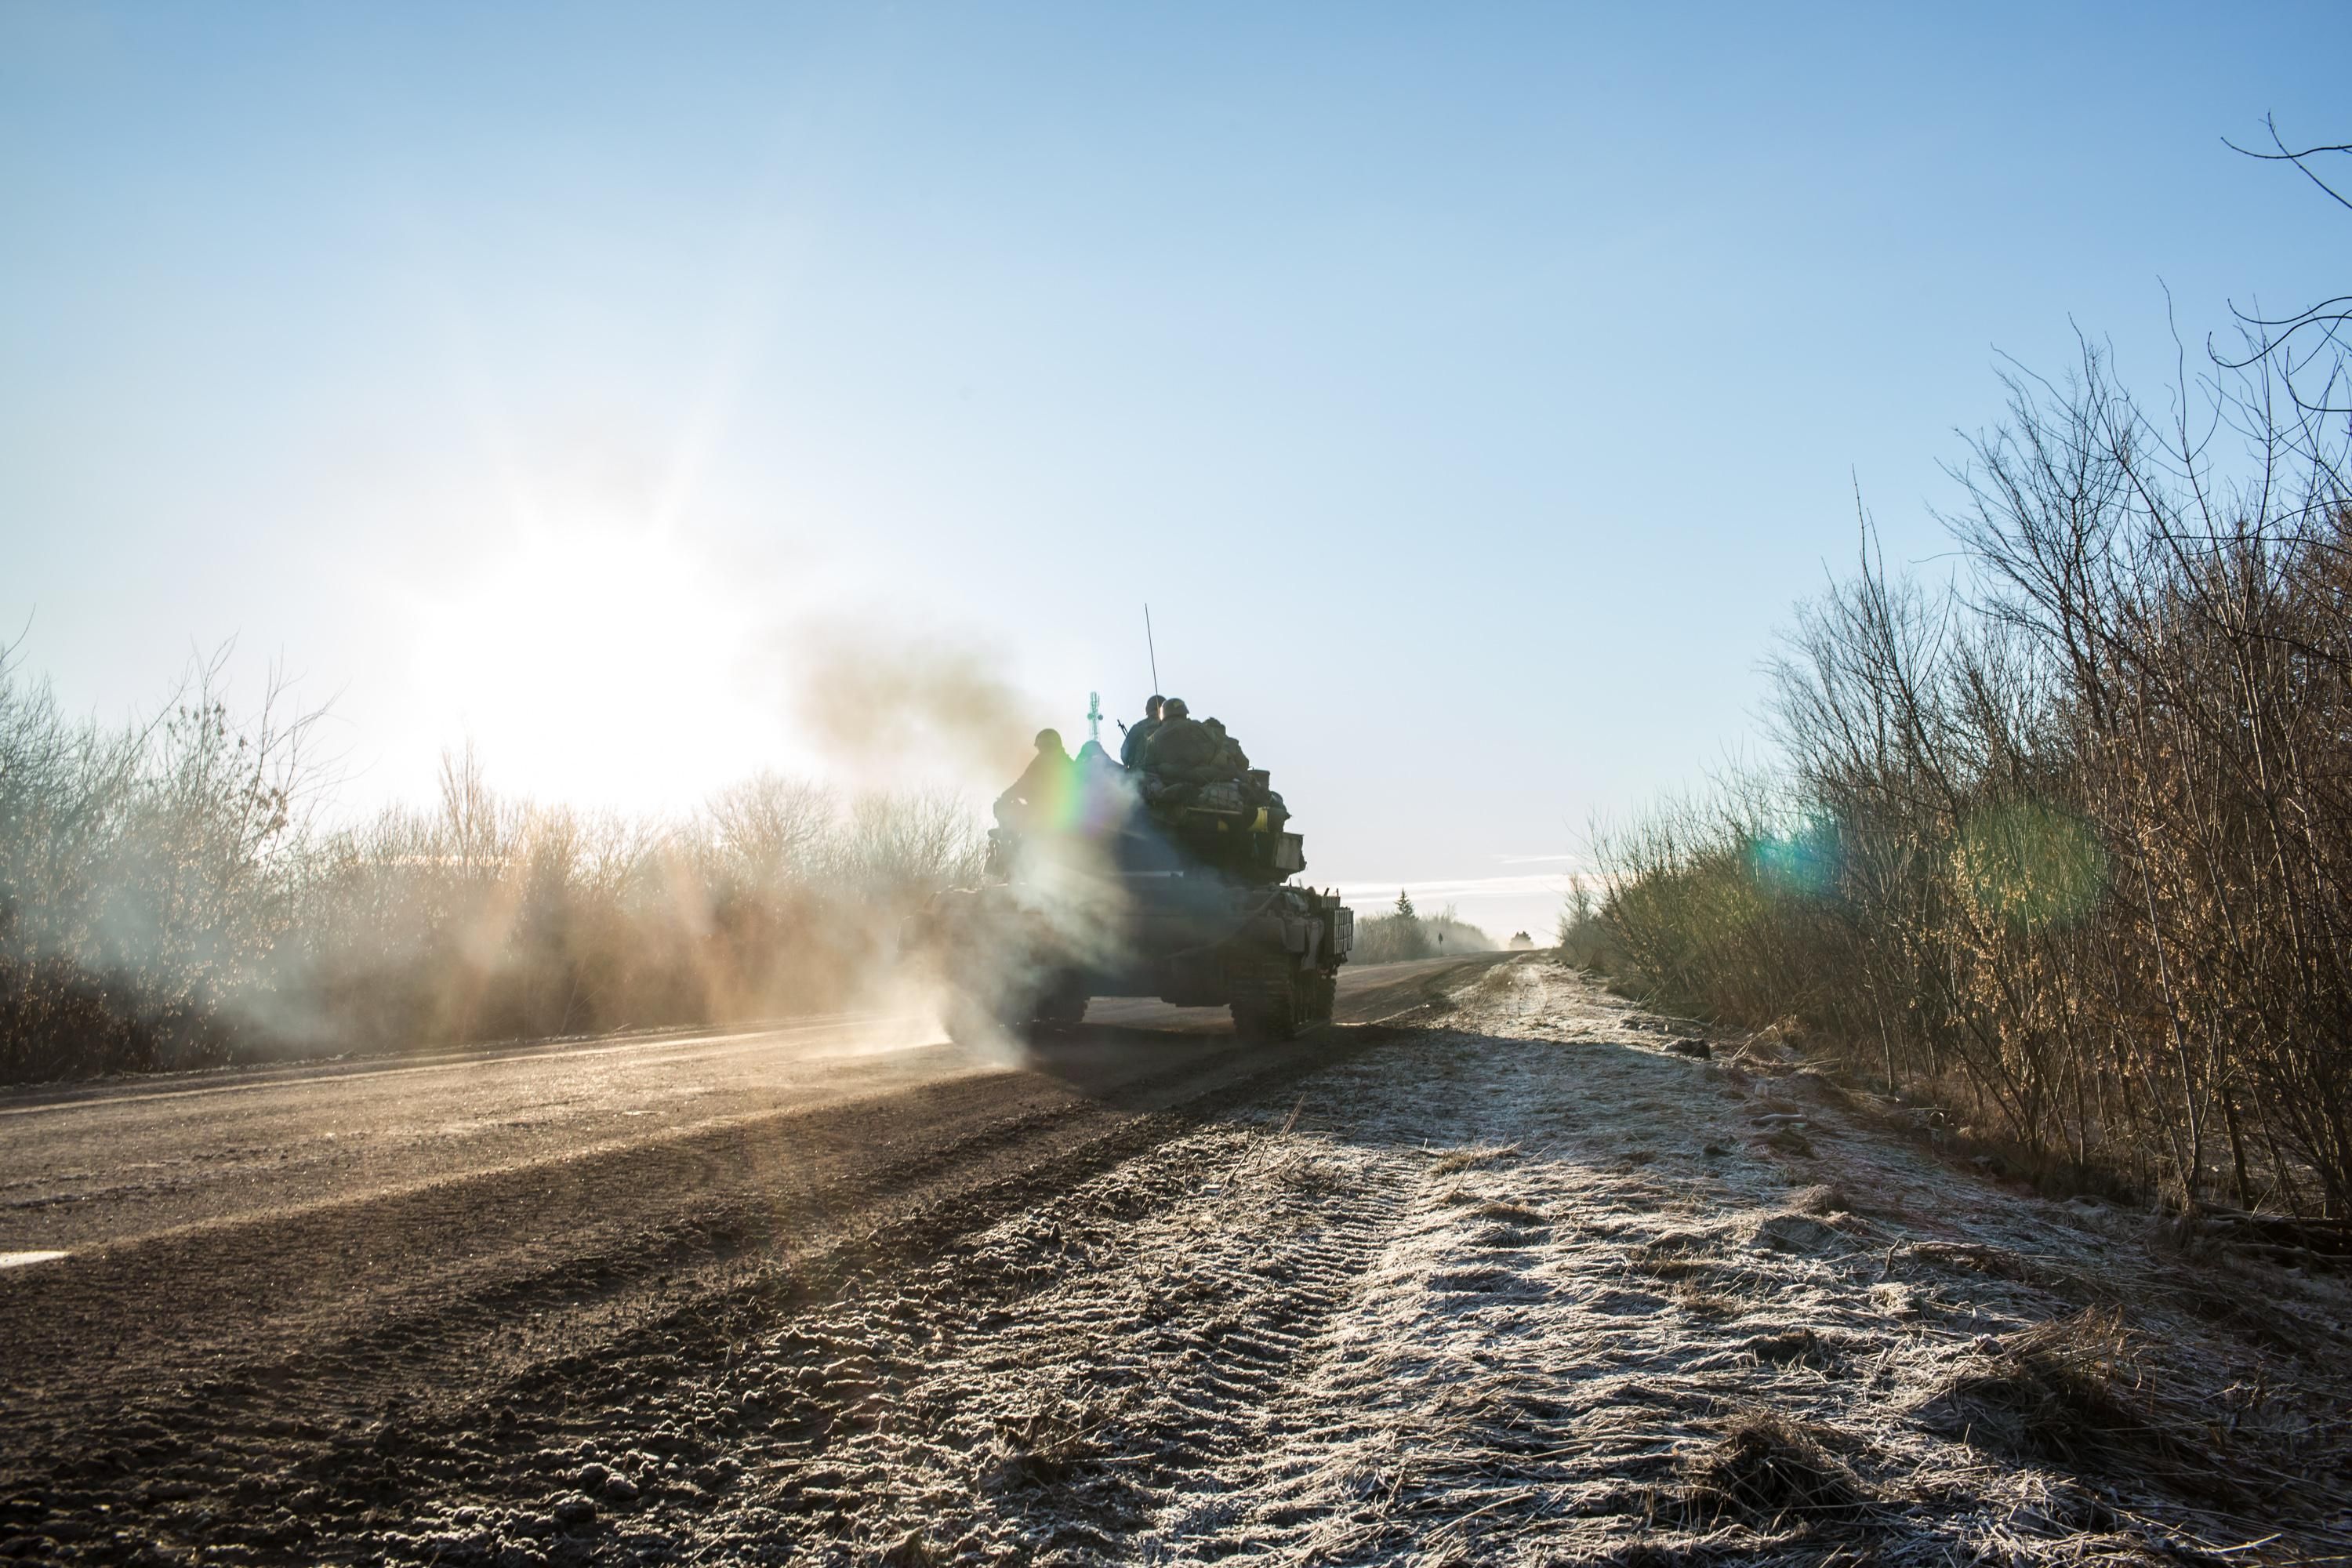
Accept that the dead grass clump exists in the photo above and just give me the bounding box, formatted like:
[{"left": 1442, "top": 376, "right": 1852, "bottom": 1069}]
[
  {"left": 1670, "top": 1283, "right": 1744, "bottom": 1319},
  {"left": 2161, "top": 1277, "right": 2324, "bottom": 1363},
  {"left": 1669, "top": 1411, "right": 1867, "bottom": 1526},
  {"left": 1729, "top": 1023, "right": 1802, "bottom": 1069},
  {"left": 1917, "top": 1310, "right": 2140, "bottom": 1465},
  {"left": 1428, "top": 1143, "right": 1519, "bottom": 1176},
  {"left": 878, "top": 1530, "right": 940, "bottom": 1566},
  {"left": 1915, "top": 1309, "right": 2252, "bottom": 1507},
  {"left": 1640, "top": 1229, "right": 1708, "bottom": 1254},
  {"left": 1737, "top": 1327, "right": 1849, "bottom": 1367},
  {"left": 1787, "top": 1068, "right": 1858, "bottom": 1110},
  {"left": 978, "top": 1408, "right": 1105, "bottom": 1493},
  {"left": 1907, "top": 1240, "right": 2070, "bottom": 1290},
  {"left": 1790, "top": 1184, "right": 1850, "bottom": 1216},
  {"left": 1749, "top": 1214, "right": 1847, "bottom": 1255}
]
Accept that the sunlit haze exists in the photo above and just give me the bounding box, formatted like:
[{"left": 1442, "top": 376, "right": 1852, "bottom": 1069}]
[{"left": 5, "top": 2, "right": 2345, "bottom": 941}]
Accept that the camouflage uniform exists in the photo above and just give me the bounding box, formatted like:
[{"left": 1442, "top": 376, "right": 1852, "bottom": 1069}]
[
  {"left": 1143, "top": 714, "right": 1218, "bottom": 780},
  {"left": 1119, "top": 716, "right": 1161, "bottom": 770}
]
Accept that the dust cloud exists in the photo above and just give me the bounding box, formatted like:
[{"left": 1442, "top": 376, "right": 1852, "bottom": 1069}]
[{"left": 785, "top": 622, "right": 1034, "bottom": 781}]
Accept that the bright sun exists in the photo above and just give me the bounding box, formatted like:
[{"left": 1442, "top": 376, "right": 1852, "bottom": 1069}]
[{"left": 410, "top": 521, "right": 774, "bottom": 811}]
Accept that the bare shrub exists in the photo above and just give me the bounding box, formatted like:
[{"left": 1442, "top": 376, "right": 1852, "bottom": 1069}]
[
  {"left": 1589, "top": 307, "right": 2352, "bottom": 1218},
  {"left": 0, "top": 645, "right": 320, "bottom": 1078},
  {"left": 0, "top": 650, "right": 986, "bottom": 1082}
]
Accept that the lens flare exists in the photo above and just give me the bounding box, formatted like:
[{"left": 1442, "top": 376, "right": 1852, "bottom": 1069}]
[
  {"left": 1955, "top": 801, "right": 2107, "bottom": 931},
  {"left": 1747, "top": 819, "right": 1841, "bottom": 900}
]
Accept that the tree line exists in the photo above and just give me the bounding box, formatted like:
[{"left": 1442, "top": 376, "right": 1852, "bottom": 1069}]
[{"left": 0, "top": 664, "right": 980, "bottom": 1084}]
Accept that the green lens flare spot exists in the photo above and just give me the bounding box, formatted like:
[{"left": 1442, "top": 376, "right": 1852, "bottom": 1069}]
[{"left": 1955, "top": 801, "right": 2107, "bottom": 931}]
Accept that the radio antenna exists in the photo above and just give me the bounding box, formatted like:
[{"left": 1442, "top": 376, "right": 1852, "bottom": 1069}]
[{"left": 1145, "top": 604, "right": 1161, "bottom": 693}]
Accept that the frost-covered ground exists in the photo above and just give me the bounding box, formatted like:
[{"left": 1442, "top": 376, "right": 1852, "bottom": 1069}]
[{"left": 362, "top": 958, "right": 2351, "bottom": 1566}]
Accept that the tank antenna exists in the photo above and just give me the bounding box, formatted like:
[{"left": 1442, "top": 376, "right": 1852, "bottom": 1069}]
[
  {"left": 1145, "top": 604, "right": 1161, "bottom": 692},
  {"left": 1087, "top": 691, "right": 1102, "bottom": 746}
]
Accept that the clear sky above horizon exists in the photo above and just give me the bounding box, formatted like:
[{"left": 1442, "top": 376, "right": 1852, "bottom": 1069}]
[{"left": 5, "top": 2, "right": 2347, "bottom": 941}]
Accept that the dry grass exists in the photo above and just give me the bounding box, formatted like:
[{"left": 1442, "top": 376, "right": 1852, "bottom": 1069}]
[
  {"left": 1913, "top": 1309, "right": 2281, "bottom": 1515},
  {"left": 1428, "top": 1143, "right": 1519, "bottom": 1176},
  {"left": 1668, "top": 1412, "right": 1869, "bottom": 1526}
]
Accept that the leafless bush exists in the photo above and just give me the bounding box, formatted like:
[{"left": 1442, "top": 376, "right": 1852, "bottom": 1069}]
[
  {"left": 0, "top": 644, "right": 320, "bottom": 1078},
  {"left": 0, "top": 655, "right": 985, "bottom": 1083},
  {"left": 1555, "top": 882, "right": 1613, "bottom": 968},
  {"left": 1591, "top": 175, "right": 2352, "bottom": 1218}
]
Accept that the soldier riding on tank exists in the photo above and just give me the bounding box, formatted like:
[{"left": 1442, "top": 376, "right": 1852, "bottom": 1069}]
[
  {"left": 1120, "top": 695, "right": 1165, "bottom": 769},
  {"left": 994, "top": 728, "right": 1073, "bottom": 832}
]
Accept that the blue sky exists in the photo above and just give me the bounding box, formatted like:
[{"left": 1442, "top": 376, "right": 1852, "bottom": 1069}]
[{"left": 4, "top": 2, "right": 2346, "bottom": 939}]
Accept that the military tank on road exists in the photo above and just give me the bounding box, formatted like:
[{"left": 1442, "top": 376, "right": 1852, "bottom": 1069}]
[{"left": 906, "top": 717, "right": 1353, "bottom": 1042}]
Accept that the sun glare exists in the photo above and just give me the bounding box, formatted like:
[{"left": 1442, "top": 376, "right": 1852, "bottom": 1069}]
[{"left": 411, "top": 520, "right": 772, "bottom": 811}]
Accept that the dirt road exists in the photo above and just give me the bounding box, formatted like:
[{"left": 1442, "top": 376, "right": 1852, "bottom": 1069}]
[{"left": 4, "top": 956, "right": 2347, "bottom": 1564}]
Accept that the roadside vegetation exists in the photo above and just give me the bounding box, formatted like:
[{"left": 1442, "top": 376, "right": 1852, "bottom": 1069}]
[
  {"left": 0, "top": 661, "right": 981, "bottom": 1083},
  {"left": 1571, "top": 132, "right": 2352, "bottom": 1221},
  {"left": 1352, "top": 891, "right": 1494, "bottom": 964}
]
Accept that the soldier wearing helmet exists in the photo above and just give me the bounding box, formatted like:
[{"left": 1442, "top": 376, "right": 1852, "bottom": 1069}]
[
  {"left": 994, "top": 728, "right": 1074, "bottom": 831},
  {"left": 1120, "top": 695, "right": 1165, "bottom": 769},
  {"left": 1142, "top": 698, "right": 1218, "bottom": 779}
]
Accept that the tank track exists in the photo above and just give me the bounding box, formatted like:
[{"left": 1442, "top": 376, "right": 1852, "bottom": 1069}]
[
  {"left": 1300, "top": 971, "right": 1336, "bottom": 1025},
  {"left": 1228, "top": 949, "right": 1334, "bottom": 1041}
]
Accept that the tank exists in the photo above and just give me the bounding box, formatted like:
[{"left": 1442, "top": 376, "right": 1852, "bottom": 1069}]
[{"left": 906, "top": 759, "right": 1354, "bottom": 1041}]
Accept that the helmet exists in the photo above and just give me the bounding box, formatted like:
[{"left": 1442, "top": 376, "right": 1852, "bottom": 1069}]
[
  {"left": 1162, "top": 698, "right": 1189, "bottom": 720},
  {"left": 1035, "top": 728, "right": 1064, "bottom": 751}
]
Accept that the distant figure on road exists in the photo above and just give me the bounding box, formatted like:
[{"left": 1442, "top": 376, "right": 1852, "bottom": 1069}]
[
  {"left": 995, "top": 729, "right": 1073, "bottom": 831},
  {"left": 1120, "top": 695, "right": 1165, "bottom": 769}
]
